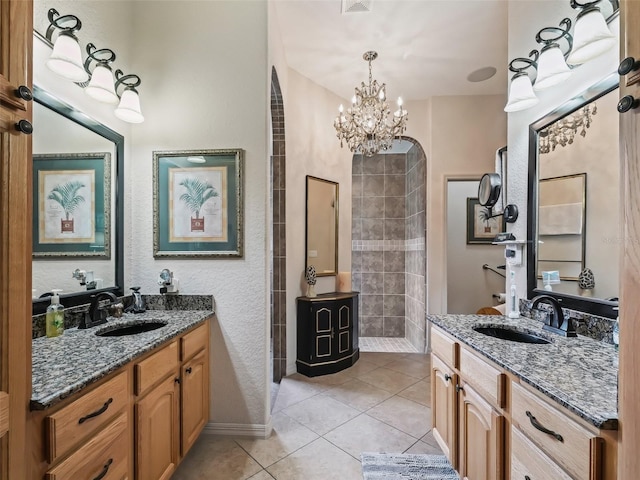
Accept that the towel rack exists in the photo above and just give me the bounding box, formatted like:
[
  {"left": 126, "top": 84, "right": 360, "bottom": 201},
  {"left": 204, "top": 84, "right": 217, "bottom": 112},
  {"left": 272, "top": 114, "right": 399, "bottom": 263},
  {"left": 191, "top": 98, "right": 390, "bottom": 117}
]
[{"left": 482, "top": 264, "right": 505, "bottom": 278}]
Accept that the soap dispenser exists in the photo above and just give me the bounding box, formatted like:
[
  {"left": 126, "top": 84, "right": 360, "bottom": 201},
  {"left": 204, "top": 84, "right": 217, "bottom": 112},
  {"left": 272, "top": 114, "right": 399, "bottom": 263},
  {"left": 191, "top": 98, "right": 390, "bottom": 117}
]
[
  {"left": 130, "top": 286, "right": 146, "bottom": 313},
  {"left": 508, "top": 271, "right": 520, "bottom": 319},
  {"left": 46, "top": 289, "right": 64, "bottom": 338}
]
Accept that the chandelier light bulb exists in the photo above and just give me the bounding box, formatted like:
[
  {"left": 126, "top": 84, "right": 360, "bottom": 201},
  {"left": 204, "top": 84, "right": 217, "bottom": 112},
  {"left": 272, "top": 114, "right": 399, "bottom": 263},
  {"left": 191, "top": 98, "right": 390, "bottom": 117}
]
[
  {"left": 339, "top": 104, "right": 344, "bottom": 113},
  {"left": 379, "top": 89, "right": 385, "bottom": 100},
  {"left": 351, "top": 95, "right": 357, "bottom": 105},
  {"left": 397, "top": 97, "right": 403, "bottom": 107}
]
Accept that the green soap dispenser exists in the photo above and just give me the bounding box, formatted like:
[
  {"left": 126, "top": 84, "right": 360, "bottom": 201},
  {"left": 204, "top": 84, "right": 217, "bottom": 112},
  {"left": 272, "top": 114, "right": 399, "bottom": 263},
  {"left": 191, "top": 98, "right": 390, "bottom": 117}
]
[{"left": 46, "top": 289, "right": 64, "bottom": 338}]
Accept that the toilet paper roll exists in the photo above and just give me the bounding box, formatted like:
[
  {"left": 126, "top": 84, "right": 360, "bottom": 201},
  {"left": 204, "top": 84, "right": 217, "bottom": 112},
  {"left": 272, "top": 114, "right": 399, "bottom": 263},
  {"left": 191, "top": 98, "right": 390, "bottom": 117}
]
[
  {"left": 495, "top": 293, "right": 507, "bottom": 304},
  {"left": 337, "top": 272, "right": 352, "bottom": 292}
]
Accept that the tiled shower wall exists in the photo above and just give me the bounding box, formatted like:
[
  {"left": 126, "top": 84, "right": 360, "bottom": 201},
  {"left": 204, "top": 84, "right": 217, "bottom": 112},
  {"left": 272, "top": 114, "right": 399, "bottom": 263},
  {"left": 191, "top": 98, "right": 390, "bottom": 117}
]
[
  {"left": 351, "top": 144, "right": 426, "bottom": 351},
  {"left": 270, "top": 68, "right": 286, "bottom": 382},
  {"left": 405, "top": 144, "right": 427, "bottom": 352},
  {"left": 352, "top": 153, "right": 408, "bottom": 337}
]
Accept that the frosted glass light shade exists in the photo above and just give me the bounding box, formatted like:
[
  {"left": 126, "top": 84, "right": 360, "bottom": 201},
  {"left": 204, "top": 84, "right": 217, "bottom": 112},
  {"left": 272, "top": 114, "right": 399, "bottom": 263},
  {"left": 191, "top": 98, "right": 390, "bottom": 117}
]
[
  {"left": 114, "top": 89, "right": 144, "bottom": 123},
  {"left": 566, "top": 9, "right": 616, "bottom": 65},
  {"left": 534, "top": 45, "right": 572, "bottom": 91},
  {"left": 85, "top": 64, "right": 118, "bottom": 104},
  {"left": 46, "top": 33, "right": 88, "bottom": 83},
  {"left": 504, "top": 74, "right": 539, "bottom": 112}
]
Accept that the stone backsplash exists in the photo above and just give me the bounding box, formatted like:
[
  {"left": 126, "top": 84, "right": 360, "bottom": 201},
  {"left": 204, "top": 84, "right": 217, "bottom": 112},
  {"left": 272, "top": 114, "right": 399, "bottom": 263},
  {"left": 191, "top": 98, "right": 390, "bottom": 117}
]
[
  {"left": 520, "top": 298, "right": 616, "bottom": 344},
  {"left": 32, "top": 294, "right": 214, "bottom": 339}
]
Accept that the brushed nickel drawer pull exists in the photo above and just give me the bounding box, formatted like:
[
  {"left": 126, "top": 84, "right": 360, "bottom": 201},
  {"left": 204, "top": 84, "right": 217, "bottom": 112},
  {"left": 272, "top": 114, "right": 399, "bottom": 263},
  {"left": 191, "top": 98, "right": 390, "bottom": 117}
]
[
  {"left": 78, "top": 398, "right": 113, "bottom": 424},
  {"left": 93, "top": 458, "right": 113, "bottom": 480},
  {"left": 444, "top": 373, "right": 451, "bottom": 382},
  {"left": 526, "top": 410, "right": 564, "bottom": 442},
  {"left": 455, "top": 384, "right": 464, "bottom": 393}
]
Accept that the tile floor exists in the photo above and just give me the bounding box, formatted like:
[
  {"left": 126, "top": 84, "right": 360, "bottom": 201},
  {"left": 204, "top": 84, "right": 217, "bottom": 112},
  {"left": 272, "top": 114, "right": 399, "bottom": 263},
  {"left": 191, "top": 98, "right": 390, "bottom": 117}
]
[
  {"left": 359, "top": 336, "right": 419, "bottom": 353},
  {"left": 173, "top": 351, "right": 442, "bottom": 479}
]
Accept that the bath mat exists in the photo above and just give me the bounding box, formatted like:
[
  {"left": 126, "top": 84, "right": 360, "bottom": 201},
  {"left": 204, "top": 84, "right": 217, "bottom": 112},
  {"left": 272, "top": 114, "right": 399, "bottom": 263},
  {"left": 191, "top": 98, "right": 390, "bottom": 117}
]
[{"left": 361, "top": 453, "right": 459, "bottom": 479}]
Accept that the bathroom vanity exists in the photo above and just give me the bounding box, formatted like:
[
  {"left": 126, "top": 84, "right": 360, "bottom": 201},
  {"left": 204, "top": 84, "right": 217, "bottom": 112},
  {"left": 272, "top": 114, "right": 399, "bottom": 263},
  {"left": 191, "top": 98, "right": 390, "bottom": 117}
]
[
  {"left": 296, "top": 292, "right": 359, "bottom": 376},
  {"left": 29, "top": 310, "right": 212, "bottom": 480},
  {"left": 429, "top": 314, "right": 618, "bottom": 480}
]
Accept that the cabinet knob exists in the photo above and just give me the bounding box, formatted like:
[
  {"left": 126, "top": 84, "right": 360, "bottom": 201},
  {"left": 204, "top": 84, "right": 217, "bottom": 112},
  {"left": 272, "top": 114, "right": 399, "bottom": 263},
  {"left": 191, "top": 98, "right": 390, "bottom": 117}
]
[
  {"left": 619, "top": 57, "right": 640, "bottom": 76},
  {"left": 186, "top": 367, "right": 192, "bottom": 374},
  {"left": 174, "top": 377, "right": 181, "bottom": 384},
  {"left": 444, "top": 373, "right": 451, "bottom": 382},
  {"left": 15, "top": 119, "right": 33, "bottom": 135},
  {"left": 15, "top": 85, "right": 32, "bottom": 101},
  {"left": 618, "top": 95, "right": 640, "bottom": 113},
  {"left": 455, "top": 384, "right": 464, "bottom": 393}
]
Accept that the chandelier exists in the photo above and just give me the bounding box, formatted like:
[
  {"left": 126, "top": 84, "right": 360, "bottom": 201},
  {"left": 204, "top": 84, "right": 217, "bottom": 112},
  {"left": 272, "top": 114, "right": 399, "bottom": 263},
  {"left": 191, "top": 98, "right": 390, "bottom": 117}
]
[
  {"left": 334, "top": 51, "right": 408, "bottom": 157},
  {"left": 539, "top": 102, "right": 597, "bottom": 154}
]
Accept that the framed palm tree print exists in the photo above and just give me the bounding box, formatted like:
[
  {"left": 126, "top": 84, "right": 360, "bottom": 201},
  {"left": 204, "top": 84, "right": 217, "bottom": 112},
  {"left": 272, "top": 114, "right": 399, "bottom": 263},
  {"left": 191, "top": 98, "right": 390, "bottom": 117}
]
[
  {"left": 153, "top": 149, "right": 244, "bottom": 258},
  {"left": 33, "top": 152, "right": 111, "bottom": 257},
  {"left": 466, "top": 197, "right": 503, "bottom": 244}
]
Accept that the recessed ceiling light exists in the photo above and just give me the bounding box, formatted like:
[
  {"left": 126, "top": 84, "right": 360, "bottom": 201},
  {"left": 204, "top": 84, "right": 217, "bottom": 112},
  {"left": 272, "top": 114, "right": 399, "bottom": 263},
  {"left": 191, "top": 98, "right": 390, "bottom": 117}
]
[{"left": 467, "top": 66, "right": 497, "bottom": 83}]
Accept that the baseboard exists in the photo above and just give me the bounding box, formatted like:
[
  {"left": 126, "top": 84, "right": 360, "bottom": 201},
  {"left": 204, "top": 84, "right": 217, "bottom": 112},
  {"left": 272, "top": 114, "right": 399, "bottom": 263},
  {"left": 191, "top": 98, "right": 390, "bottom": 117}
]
[{"left": 203, "top": 420, "right": 273, "bottom": 439}]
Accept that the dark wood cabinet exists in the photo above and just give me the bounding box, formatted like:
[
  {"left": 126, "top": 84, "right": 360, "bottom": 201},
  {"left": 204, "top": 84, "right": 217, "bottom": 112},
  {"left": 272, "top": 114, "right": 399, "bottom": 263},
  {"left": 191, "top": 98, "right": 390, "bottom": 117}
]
[{"left": 296, "top": 292, "right": 359, "bottom": 376}]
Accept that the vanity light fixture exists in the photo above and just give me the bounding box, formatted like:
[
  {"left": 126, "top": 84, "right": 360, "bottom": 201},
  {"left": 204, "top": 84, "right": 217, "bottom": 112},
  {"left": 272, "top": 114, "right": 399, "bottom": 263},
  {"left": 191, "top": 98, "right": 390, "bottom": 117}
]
[
  {"left": 44, "top": 8, "right": 144, "bottom": 123},
  {"left": 566, "top": 0, "right": 616, "bottom": 66},
  {"left": 504, "top": 51, "right": 540, "bottom": 113},
  {"left": 534, "top": 19, "right": 573, "bottom": 91},
  {"left": 44, "top": 9, "right": 88, "bottom": 83},
  {"left": 334, "top": 51, "right": 408, "bottom": 157}
]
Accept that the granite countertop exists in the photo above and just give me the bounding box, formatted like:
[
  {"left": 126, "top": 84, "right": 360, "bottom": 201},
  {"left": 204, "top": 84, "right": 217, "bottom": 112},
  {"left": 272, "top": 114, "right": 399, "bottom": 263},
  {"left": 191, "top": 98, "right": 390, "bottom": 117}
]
[
  {"left": 31, "top": 310, "right": 213, "bottom": 410},
  {"left": 428, "top": 314, "right": 618, "bottom": 430}
]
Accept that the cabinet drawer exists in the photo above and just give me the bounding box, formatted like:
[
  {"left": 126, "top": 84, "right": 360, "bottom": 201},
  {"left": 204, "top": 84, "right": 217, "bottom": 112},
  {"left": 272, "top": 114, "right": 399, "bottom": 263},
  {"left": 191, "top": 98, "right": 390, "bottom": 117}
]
[
  {"left": 511, "top": 427, "right": 572, "bottom": 480},
  {"left": 459, "top": 347, "right": 506, "bottom": 408},
  {"left": 431, "top": 327, "right": 458, "bottom": 369},
  {"left": 46, "top": 371, "right": 128, "bottom": 463},
  {"left": 181, "top": 322, "right": 208, "bottom": 361},
  {"left": 512, "top": 382, "right": 601, "bottom": 480},
  {"left": 135, "top": 340, "right": 179, "bottom": 396},
  {"left": 46, "top": 412, "right": 129, "bottom": 480}
]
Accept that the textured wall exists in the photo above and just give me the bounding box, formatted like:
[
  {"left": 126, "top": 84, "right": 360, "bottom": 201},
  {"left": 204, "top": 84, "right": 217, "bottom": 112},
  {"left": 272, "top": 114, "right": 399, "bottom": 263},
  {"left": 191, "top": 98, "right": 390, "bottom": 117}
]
[{"left": 506, "top": 2, "right": 620, "bottom": 299}]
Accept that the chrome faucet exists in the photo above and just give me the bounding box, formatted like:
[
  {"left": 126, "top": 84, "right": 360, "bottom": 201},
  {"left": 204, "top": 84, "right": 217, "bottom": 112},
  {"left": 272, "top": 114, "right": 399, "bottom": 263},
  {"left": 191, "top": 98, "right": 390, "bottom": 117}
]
[
  {"left": 531, "top": 295, "right": 576, "bottom": 337},
  {"left": 80, "top": 292, "right": 119, "bottom": 329}
]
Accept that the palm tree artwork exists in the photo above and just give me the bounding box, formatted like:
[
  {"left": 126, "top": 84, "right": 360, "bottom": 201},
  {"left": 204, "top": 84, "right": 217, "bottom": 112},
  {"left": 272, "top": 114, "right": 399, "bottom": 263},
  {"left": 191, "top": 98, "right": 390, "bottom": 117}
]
[
  {"left": 47, "top": 180, "right": 86, "bottom": 233},
  {"left": 179, "top": 177, "right": 218, "bottom": 232},
  {"left": 478, "top": 206, "right": 497, "bottom": 233}
]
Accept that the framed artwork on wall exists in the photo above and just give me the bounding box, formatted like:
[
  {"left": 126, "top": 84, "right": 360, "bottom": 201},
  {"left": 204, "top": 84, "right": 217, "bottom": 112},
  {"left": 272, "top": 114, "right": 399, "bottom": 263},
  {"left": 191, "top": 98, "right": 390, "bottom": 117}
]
[
  {"left": 153, "top": 149, "right": 244, "bottom": 258},
  {"left": 466, "top": 197, "right": 503, "bottom": 244},
  {"left": 32, "top": 152, "right": 111, "bottom": 257}
]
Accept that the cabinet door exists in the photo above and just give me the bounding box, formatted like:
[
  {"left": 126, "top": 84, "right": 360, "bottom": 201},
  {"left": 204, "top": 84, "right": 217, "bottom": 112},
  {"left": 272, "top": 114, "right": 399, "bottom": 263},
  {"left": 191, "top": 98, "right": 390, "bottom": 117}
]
[
  {"left": 312, "top": 305, "right": 333, "bottom": 361},
  {"left": 181, "top": 350, "right": 208, "bottom": 456},
  {"left": 136, "top": 374, "right": 179, "bottom": 480},
  {"left": 0, "top": 2, "right": 32, "bottom": 480},
  {"left": 458, "top": 382, "right": 504, "bottom": 480},
  {"left": 335, "top": 300, "right": 352, "bottom": 358},
  {"left": 431, "top": 354, "right": 457, "bottom": 468}
]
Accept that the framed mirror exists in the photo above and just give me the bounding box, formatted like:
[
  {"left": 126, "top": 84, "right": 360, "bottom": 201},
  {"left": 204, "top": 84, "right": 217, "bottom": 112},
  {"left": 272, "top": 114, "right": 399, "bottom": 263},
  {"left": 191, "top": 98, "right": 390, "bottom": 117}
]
[
  {"left": 32, "top": 86, "right": 124, "bottom": 314},
  {"left": 527, "top": 73, "right": 619, "bottom": 318},
  {"left": 305, "top": 175, "right": 338, "bottom": 277}
]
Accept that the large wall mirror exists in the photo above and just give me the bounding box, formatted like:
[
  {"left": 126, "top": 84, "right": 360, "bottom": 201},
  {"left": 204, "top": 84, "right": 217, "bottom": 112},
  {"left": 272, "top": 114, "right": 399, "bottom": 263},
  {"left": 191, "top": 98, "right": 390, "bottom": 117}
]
[
  {"left": 527, "top": 73, "right": 619, "bottom": 318},
  {"left": 305, "top": 175, "right": 338, "bottom": 276},
  {"left": 32, "top": 86, "right": 124, "bottom": 314}
]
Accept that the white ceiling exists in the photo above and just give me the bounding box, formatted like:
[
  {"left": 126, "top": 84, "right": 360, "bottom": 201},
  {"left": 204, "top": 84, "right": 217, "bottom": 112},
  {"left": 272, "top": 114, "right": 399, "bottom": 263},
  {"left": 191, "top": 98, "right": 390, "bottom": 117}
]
[{"left": 272, "top": 0, "right": 509, "bottom": 101}]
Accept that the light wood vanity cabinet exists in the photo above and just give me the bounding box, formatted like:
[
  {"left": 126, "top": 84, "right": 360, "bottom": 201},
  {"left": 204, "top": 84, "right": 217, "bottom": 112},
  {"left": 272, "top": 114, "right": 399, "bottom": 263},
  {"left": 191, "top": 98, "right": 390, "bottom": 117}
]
[
  {"left": 31, "top": 320, "right": 210, "bottom": 480},
  {"left": 430, "top": 324, "right": 616, "bottom": 480}
]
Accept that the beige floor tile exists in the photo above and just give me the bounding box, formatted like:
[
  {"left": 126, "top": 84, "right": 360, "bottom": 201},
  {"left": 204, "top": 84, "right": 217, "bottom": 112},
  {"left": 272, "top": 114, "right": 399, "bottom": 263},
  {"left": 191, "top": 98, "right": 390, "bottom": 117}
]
[
  {"left": 385, "top": 356, "right": 431, "bottom": 379},
  {"left": 236, "top": 412, "right": 318, "bottom": 468},
  {"left": 266, "top": 437, "right": 362, "bottom": 480},
  {"left": 283, "top": 394, "right": 360, "bottom": 435},
  {"left": 404, "top": 438, "right": 444, "bottom": 455},
  {"left": 325, "top": 377, "right": 394, "bottom": 412},
  {"left": 247, "top": 471, "right": 276, "bottom": 480},
  {"left": 359, "top": 351, "right": 407, "bottom": 366},
  {"left": 271, "top": 375, "right": 325, "bottom": 413},
  {"left": 398, "top": 379, "right": 431, "bottom": 406},
  {"left": 324, "top": 413, "right": 416, "bottom": 458},
  {"left": 357, "top": 366, "right": 419, "bottom": 394},
  {"left": 294, "top": 368, "right": 355, "bottom": 387},
  {"left": 345, "top": 358, "right": 379, "bottom": 376},
  {"left": 367, "top": 395, "right": 433, "bottom": 438},
  {"left": 403, "top": 352, "right": 431, "bottom": 364},
  {"left": 173, "top": 435, "right": 262, "bottom": 480}
]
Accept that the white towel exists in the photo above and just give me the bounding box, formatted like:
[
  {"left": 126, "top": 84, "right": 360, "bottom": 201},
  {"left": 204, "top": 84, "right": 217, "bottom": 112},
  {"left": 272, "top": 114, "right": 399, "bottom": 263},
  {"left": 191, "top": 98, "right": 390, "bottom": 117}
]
[{"left": 539, "top": 202, "right": 583, "bottom": 235}]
